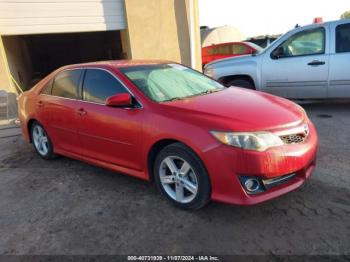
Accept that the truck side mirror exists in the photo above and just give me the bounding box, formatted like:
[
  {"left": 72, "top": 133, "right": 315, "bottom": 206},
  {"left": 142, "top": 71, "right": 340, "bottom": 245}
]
[{"left": 271, "top": 46, "right": 284, "bottom": 59}]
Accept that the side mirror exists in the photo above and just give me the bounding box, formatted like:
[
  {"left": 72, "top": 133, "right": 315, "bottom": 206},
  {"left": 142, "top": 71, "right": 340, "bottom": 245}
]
[
  {"left": 271, "top": 46, "right": 284, "bottom": 59},
  {"left": 106, "top": 93, "right": 132, "bottom": 107}
]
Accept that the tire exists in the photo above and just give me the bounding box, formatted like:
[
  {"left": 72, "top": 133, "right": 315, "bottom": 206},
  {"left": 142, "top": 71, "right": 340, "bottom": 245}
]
[
  {"left": 154, "top": 143, "right": 211, "bottom": 210},
  {"left": 227, "top": 79, "right": 255, "bottom": 89},
  {"left": 30, "top": 121, "right": 57, "bottom": 160}
]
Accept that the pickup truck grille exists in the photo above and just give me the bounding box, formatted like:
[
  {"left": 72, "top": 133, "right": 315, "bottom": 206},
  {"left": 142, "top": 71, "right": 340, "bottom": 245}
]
[{"left": 280, "top": 134, "right": 306, "bottom": 144}]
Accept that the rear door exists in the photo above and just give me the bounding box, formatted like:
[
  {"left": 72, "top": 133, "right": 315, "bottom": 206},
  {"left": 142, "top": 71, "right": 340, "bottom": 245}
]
[
  {"left": 261, "top": 26, "right": 329, "bottom": 98},
  {"left": 43, "top": 69, "right": 83, "bottom": 154},
  {"left": 76, "top": 68, "right": 144, "bottom": 171},
  {"left": 36, "top": 78, "right": 54, "bottom": 128},
  {"left": 328, "top": 22, "right": 350, "bottom": 98}
]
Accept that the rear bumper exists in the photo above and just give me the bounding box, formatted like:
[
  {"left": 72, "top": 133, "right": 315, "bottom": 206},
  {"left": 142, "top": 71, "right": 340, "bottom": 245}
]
[{"left": 201, "top": 122, "right": 318, "bottom": 205}]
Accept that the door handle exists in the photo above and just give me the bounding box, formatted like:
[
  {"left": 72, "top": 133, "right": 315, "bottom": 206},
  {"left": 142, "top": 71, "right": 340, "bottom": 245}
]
[
  {"left": 77, "top": 108, "right": 87, "bottom": 116},
  {"left": 308, "top": 60, "right": 325, "bottom": 66}
]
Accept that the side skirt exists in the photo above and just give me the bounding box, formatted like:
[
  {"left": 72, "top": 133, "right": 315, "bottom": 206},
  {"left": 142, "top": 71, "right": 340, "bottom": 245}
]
[{"left": 55, "top": 148, "right": 149, "bottom": 181}]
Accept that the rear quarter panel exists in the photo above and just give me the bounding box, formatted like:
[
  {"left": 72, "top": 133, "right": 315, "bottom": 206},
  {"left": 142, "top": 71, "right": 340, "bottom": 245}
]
[{"left": 17, "top": 90, "right": 36, "bottom": 142}]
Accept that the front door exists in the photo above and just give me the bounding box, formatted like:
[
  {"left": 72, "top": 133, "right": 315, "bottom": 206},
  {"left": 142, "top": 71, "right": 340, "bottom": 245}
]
[
  {"left": 261, "top": 26, "right": 329, "bottom": 99},
  {"left": 76, "top": 68, "right": 144, "bottom": 171},
  {"left": 328, "top": 22, "right": 350, "bottom": 98}
]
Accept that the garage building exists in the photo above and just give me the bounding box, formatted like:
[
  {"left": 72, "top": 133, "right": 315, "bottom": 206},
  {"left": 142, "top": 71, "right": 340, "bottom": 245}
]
[{"left": 0, "top": 0, "right": 201, "bottom": 121}]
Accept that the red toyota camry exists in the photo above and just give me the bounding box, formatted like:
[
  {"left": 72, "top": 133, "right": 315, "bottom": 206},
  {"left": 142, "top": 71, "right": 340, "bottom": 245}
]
[{"left": 17, "top": 60, "right": 318, "bottom": 210}]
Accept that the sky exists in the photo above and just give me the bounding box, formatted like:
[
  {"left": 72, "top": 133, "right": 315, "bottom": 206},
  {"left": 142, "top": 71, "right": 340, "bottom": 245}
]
[{"left": 199, "top": 0, "right": 349, "bottom": 37}]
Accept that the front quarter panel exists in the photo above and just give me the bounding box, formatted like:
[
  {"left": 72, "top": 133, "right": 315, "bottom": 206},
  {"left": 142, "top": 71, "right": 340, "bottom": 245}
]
[{"left": 207, "top": 56, "right": 262, "bottom": 90}]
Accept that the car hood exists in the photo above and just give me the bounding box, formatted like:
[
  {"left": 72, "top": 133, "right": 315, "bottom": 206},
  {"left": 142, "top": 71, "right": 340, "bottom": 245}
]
[{"left": 161, "top": 88, "right": 304, "bottom": 131}]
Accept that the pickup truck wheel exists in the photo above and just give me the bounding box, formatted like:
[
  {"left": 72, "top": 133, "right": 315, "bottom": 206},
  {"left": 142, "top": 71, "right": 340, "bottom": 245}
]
[{"left": 228, "top": 79, "right": 255, "bottom": 90}]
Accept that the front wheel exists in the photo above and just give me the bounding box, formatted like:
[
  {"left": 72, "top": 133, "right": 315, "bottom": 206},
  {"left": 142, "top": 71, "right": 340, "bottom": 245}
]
[
  {"left": 31, "top": 121, "right": 56, "bottom": 160},
  {"left": 154, "top": 143, "right": 211, "bottom": 210}
]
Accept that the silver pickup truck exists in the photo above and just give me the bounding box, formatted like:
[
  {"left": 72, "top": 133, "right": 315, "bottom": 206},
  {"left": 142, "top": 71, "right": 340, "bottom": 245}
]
[{"left": 204, "top": 19, "right": 350, "bottom": 99}]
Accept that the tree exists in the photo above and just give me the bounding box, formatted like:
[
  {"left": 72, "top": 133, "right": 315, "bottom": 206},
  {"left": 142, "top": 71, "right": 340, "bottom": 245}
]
[{"left": 341, "top": 11, "right": 350, "bottom": 19}]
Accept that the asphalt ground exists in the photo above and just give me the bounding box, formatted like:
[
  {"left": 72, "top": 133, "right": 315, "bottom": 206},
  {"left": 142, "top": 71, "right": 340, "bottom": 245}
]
[{"left": 0, "top": 102, "right": 349, "bottom": 256}]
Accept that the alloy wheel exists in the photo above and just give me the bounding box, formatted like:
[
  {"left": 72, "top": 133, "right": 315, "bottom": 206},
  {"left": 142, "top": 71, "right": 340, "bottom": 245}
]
[
  {"left": 159, "top": 156, "right": 198, "bottom": 203},
  {"left": 32, "top": 125, "right": 49, "bottom": 156}
]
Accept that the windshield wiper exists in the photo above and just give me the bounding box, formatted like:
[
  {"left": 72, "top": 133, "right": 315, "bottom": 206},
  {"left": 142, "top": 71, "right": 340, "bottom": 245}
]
[
  {"left": 162, "top": 97, "right": 183, "bottom": 102},
  {"left": 198, "top": 89, "right": 222, "bottom": 95},
  {"left": 162, "top": 89, "right": 222, "bottom": 102}
]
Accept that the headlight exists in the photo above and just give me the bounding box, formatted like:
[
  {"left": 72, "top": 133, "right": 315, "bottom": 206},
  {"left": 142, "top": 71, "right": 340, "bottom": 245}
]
[
  {"left": 210, "top": 131, "right": 284, "bottom": 151},
  {"left": 295, "top": 104, "right": 309, "bottom": 121}
]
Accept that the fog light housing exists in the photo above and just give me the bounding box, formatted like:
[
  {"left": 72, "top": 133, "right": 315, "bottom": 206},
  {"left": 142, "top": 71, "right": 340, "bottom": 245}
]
[
  {"left": 239, "top": 176, "right": 265, "bottom": 194},
  {"left": 244, "top": 178, "right": 260, "bottom": 192}
]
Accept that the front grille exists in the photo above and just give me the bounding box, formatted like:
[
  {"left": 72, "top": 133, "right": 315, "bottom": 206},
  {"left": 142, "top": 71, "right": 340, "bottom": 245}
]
[{"left": 280, "top": 133, "right": 306, "bottom": 144}]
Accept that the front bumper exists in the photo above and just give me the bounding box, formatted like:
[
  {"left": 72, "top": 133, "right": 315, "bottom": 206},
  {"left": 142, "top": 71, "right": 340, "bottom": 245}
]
[{"left": 201, "top": 121, "right": 318, "bottom": 205}]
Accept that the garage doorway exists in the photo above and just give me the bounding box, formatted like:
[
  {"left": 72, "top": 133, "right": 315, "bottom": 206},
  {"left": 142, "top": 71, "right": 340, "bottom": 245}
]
[{"left": 2, "top": 30, "right": 124, "bottom": 92}]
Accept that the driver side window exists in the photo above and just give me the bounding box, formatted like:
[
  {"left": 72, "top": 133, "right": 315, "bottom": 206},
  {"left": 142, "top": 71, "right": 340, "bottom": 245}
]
[
  {"left": 278, "top": 28, "right": 325, "bottom": 57},
  {"left": 82, "top": 69, "right": 128, "bottom": 104}
]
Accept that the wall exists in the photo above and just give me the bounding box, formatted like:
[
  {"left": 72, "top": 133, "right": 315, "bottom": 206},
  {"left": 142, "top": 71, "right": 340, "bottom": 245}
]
[
  {"left": 0, "top": 37, "right": 18, "bottom": 120},
  {"left": 123, "top": 0, "right": 202, "bottom": 70},
  {"left": 2, "top": 36, "right": 33, "bottom": 91},
  {"left": 0, "top": 38, "right": 12, "bottom": 92},
  {"left": 190, "top": 0, "right": 202, "bottom": 70}
]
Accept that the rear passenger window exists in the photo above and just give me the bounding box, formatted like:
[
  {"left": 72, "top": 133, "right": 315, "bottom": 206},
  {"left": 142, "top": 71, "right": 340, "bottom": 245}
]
[
  {"left": 52, "top": 70, "right": 81, "bottom": 99},
  {"left": 336, "top": 23, "right": 350, "bottom": 53},
  {"left": 232, "top": 44, "right": 248, "bottom": 54},
  {"left": 83, "top": 69, "right": 127, "bottom": 104}
]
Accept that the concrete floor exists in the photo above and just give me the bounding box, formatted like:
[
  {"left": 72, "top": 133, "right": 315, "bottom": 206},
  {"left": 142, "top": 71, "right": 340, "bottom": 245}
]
[{"left": 0, "top": 103, "right": 349, "bottom": 255}]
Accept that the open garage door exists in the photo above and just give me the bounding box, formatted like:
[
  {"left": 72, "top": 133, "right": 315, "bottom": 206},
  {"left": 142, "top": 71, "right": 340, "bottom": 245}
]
[{"left": 2, "top": 30, "right": 124, "bottom": 91}]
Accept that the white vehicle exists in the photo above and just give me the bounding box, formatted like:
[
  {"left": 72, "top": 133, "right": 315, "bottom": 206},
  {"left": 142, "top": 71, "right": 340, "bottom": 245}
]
[{"left": 204, "top": 19, "right": 350, "bottom": 99}]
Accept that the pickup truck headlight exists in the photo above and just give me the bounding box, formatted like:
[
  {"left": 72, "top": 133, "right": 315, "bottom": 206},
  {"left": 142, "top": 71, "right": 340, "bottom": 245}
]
[{"left": 210, "top": 131, "right": 284, "bottom": 151}]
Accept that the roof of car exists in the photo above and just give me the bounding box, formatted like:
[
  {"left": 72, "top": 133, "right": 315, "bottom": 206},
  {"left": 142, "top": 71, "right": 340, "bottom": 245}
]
[{"left": 61, "top": 60, "right": 171, "bottom": 71}]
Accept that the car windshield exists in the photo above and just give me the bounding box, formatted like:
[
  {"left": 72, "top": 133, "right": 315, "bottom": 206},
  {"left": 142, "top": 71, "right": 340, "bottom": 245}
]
[{"left": 120, "top": 63, "right": 225, "bottom": 102}]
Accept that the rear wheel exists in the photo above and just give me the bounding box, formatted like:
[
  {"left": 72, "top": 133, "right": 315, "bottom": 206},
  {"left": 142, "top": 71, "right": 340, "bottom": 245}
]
[
  {"left": 154, "top": 143, "right": 211, "bottom": 210},
  {"left": 31, "top": 121, "right": 56, "bottom": 160},
  {"left": 227, "top": 79, "right": 255, "bottom": 89}
]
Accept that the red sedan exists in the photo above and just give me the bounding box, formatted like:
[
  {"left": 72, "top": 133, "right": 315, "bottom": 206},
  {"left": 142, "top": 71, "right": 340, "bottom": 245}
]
[
  {"left": 17, "top": 60, "right": 318, "bottom": 210},
  {"left": 202, "top": 42, "right": 263, "bottom": 66}
]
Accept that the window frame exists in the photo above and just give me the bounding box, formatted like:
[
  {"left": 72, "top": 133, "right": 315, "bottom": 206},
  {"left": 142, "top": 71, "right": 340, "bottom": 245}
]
[
  {"left": 335, "top": 23, "right": 350, "bottom": 54},
  {"left": 40, "top": 78, "right": 54, "bottom": 95},
  {"left": 231, "top": 43, "right": 249, "bottom": 55},
  {"left": 80, "top": 67, "right": 142, "bottom": 108},
  {"left": 271, "top": 27, "right": 326, "bottom": 59},
  {"left": 39, "top": 67, "right": 142, "bottom": 108},
  {"left": 48, "top": 68, "right": 83, "bottom": 100}
]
